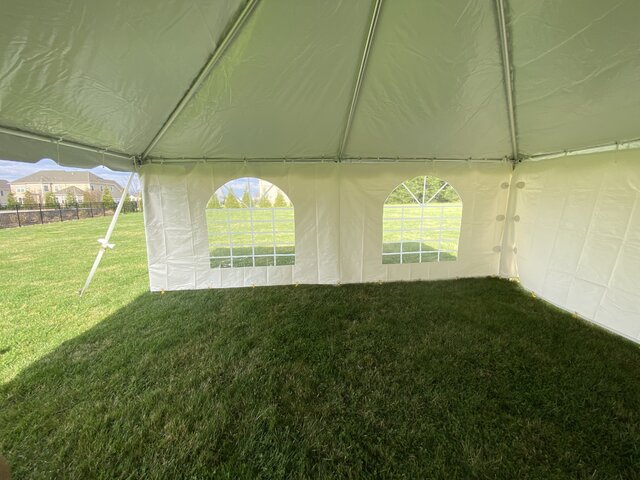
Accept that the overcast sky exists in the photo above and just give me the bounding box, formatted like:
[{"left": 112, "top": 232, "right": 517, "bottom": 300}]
[{"left": 0, "top": 158, "right": 135, "bottom": 189}]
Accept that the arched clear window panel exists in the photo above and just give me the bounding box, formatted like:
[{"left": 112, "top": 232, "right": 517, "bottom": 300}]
[
  {"left": 207, "top": 178, "right": 295, "bottom": 268},
  {"left": 383, "top": 176, "right": 462, "bottom": 264}
]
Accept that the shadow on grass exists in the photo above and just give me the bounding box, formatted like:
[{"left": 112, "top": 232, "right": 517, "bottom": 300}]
[{"left": 1, "top": 278, "right": 639, "bottom": 479}]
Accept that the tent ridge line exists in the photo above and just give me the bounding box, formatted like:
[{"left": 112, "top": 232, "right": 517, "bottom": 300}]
[
  {"left": 140, "top": 0, "right": 260, "bottom": 160},
  {"left": 0, "top": 124, "right": 134, "bottom": 162},
  {"left": 495, "top": 0, "right": 519, "bottom": 163},
  {"left": 337, "top": 0, "right": 383, "bottom": 161}
]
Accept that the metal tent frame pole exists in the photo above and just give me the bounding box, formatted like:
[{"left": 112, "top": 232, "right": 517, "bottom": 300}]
[
  {"left": 337, "top": 0, "right": 383, "bottom": 160},
  {"left": 495, "top": 0, "right": 519, "bottom": 163},
  {"left": 141, "top": 0, "right": 260, "bottom": 159},
  {"left": 144, "top": 155, "right": 508, "bottom": 164},
  {"left": 525, "top": 138, "right": 640, "bottom": 162},
  {"left": 79, "top": 172, "right": 135, "bottom": 296}
]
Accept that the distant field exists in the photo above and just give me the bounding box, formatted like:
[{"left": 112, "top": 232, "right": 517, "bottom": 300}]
[{"left": 206, "top": 202, "right": 462, "bottom": 266}]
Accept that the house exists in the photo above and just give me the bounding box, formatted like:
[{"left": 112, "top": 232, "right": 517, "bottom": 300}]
[
  {"left": 0, "top": 179, "right": 10, "bottom": 206},
  {"left": 10, "top": 171, "right": 123, "bottom": 204}
]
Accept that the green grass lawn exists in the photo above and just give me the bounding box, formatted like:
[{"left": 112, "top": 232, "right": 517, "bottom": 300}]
[
  {"left": 1, "top": 214, "right": 640, "bottom": 479},
  {"left": 207, "top": 207, "right": 295, "bottom": 268}
]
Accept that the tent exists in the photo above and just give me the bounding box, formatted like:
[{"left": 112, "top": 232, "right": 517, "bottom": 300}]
[{"left": 1, "top": 0, "right": 639, "bottom": 341}]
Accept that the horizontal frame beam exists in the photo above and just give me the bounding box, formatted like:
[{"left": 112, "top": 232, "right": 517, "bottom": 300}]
[
  {"left": 145, "top": 156, "right": 509, "bottom": 165},
  {"left": 524, "top": 138, "right": 640, "bottom": 162},
  {"left": 0, "top": 125, "right": 134, "bottom": 162}
]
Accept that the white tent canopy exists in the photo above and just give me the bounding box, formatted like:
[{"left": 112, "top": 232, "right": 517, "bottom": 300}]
[
  {"left": 1, "top": 0, "right": 639, "bottom": 340},
  {"left": 2, "top": 0, "right": 640, "bottom": 167}
]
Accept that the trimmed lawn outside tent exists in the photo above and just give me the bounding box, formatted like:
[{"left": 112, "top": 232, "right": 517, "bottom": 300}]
[
  {"left": 207, "top": 203, "right": 462, "bottom": 267},
  {"left": 1, "top": 215, "right": 640, "bottom": 478},
  {"left": 207, "top": 207, "right": 296, "bottom": 268}
]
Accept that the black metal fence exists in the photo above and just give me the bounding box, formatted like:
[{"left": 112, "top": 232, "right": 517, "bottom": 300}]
[{"left": 0, "top": 201, "right": 138, "bottom": 229}]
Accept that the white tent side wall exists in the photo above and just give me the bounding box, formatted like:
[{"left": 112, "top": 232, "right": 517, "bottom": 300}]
[
  {"left": 505, "top": 151, "right": 640, "bottom": 342},
  {"left": 141, "top": 161, "right": 512, "bottom": 290}
]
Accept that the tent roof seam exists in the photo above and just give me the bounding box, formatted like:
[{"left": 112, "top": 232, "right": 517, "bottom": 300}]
[
  {"left": 140, "top": 0, "right": 261, "bottom": 160},
  {"left": 337, "top": 0, "right": 384, "bottom": 161}
]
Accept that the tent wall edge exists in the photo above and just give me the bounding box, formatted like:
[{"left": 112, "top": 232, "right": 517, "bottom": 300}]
[
  {"left": 506, "top": 149, "right": 640, "bottom": 343},
  {"left": 518, "top": 284, "right": 640, "bottom": 345}
]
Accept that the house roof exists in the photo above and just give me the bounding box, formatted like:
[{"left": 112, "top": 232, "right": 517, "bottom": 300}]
[
  {"left": 11, "top": 170, "right": 122, "bottom": 190},
  {"left": 0, "top": 179, "right": 10, "bottom": 189}
]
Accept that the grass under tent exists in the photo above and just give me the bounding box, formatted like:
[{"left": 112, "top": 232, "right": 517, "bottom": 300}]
[{"left": 1, "top": 214, "right": 639, "bottom": 478}]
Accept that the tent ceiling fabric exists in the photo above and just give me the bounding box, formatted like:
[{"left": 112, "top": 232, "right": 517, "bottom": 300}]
[
  {"left": 149, "top": 0, "right": 373, "bottom": 159},
  {"left": 0, "top": 0, "right": 245, "bottom": 169},
  {"left": 0, "top": 0, "right": 639, "bottom": 170},
  {"left": 343, "top": 0, "right": 513, "bottom": 160},
  {"left": 510, "top": 0, "right": 640, "bottom": 157}
]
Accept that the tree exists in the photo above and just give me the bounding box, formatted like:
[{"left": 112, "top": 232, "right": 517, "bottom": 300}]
[
  {"left": 44, "top": 191, "right": 57, "bottom": 208},
  {"left": 7, "top": 192, "right": 17, "bottom": 208},
  {"left": 207, "top": 195, "right": 221, "bottom": 209},
  {"left": 273, "top": 191, "right": 288, "bottom": 208},
  {"left": 23, "top": 190, "right": 36, "bottom": 208},
  {"left": 82, "top": 190, "right": 96, "bottom": 206},
  {"left": 385, "top": 176, "right": 460, "bottom": 205},
  {"left": 102, "top": 188, "right": 116, "bottom": 209},
  {"left": 256, "top": 195, "right": 272, "bottom": 208},
  {"left": 224, "top": 190, "right": 241, "bottom": 208},
  {"left": 65, "top": 192, "right": 77, "bottom": 207},
  {"left": 241, "top": 188, "right": 252, "bottom": 208},
  {"left": 437, "top": 184, "right": 460, "bottom": 203}
]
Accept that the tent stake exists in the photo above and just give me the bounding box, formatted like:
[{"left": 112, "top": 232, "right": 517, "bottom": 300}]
[{"left": 79, "top": 172, "right": 135, "bottom": 296}]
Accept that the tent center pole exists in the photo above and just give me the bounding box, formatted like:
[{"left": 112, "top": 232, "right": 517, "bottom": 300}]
[{"left": 79, "top": 172, "right": 135, "bottom": 296}]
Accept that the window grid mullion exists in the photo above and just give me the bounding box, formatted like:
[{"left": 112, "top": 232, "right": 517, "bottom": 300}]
[
  {"left": 208, "top": 180, "right": 294, "bottom": 269},
  {"left": 383, "top": 176, "right": 461, "bottom": 265}
]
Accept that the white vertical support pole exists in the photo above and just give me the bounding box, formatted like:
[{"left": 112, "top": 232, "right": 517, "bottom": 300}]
[
  {"left": 337, "top": 0, "right": 383, "bottom": 159},
  {"left": 79, "top": 172, "right": 135, "bottom": 296},
  {"left": 495, "top": 0, "right": 519, "bottom": 163}
]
